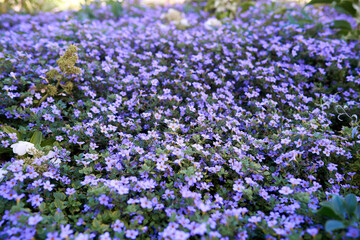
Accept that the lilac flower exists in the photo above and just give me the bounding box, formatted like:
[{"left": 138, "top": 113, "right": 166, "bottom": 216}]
[
  {"left": 174, "top": 230, "right": 190, "bottom": 240},
  {"left": 125, "top": 229, "right": 139, "bottom": 239},
  {"left": 289, "top": 178, "right": 302, "bottom": 185},
  {"left": 28, "top": 214, "right": 43, "bottom": 225},
  {"left": 248, "top": 216, "right": 262, "bottom": 224},
  {"left": 43, "top": 180, "right": 55, "bottom": 191},
  {"left": 279, "top": 186, "right": 293, "bottom": 195},
  {"left": 60, "top": 224, "right": 73, "bottom": 239},
  {"left": 75, "top": 233, "right": 89, "bottom": 240},
  {"left": 140, "top": 197, "right": 153, "bottom": 209},
  {"left": 327, "top": 163, "right": 338, "bottom": 172},
  {"left": 0, "top": 2, "right": 359, "bottom": 239},
  {"left": 46, "top": 232, "right": 61, "bottom": 240},
  {"left": 27, "top": 194, "right": 43, "bottom": 208},
  {"left": 65, "top": 188, "right": 76, "bottom": 195},
  {"left": 346, "top": 227, "right": 359, "bottom": 239},
  {"left": 193, "top": 223, "right": 207, "bottom": 235},
  {"left": 112, "top": 219, "right": 124, "bottom": 233},
  {"left": 233, "top": 183, "right": 245, "bottom": 192},
  {"left": 162, "top": 189, "right": 175, "bottom": 200},
  {"left": 98, "top": 194, "right": 110, "bottom": 205},
  {"left": 306, "top": 227, "right": 319, "bottom": 237},
  {"left": 99, "top": 232, "right": 112, "bottom": 240}
]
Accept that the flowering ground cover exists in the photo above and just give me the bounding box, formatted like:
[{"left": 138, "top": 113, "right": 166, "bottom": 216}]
[{"left": 0, "top": 1, "right": 360, "bottom": 239}]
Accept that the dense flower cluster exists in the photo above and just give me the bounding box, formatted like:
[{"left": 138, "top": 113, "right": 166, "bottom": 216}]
[{"left": 0, "top": 1, "right": 359, "bottom": 239}]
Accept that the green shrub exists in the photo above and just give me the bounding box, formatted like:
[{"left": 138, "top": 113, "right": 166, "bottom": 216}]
[{"left": 316, "top": 194, "right": 360, "bottom": 236}]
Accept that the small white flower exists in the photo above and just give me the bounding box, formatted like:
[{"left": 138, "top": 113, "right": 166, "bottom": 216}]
[
  {"left": 192, "top": 144, "right": 203, "bottom": 151},
  {"left": 45, "top": 150, "right": 56, "bottom": 159},
  {"left": 45, "top": 151, "right": 61, "bottom": 167},
  {"left": 50, "top": 158, "right": 61, "bottom": 167},
  {"left": 10, "top": 141, "right": 36, "bottom": 156},
  {"left": 0, "top": 169, "right": 8, "bottom": 181},
  {"left": 279, "top": 186, "right": 294, "bottom": 195},
  {"left": 204, "top": 17, "right": 222, "bottom": 30}
]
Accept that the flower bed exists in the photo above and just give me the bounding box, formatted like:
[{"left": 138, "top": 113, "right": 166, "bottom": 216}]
[{"left": 0, "top": 1, "right": 359, "bottom": 239}]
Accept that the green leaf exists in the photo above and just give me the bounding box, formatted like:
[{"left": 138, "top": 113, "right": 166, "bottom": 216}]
[
  {"left": 331, "top": 195, "right": 346, "bottom": 219},
  {"left": 100, "top": 224, "right": 109, "bottom": 232},
  {"left": 325, "top": 220, "right": 345, "bottom": 232},
  {"left": 344, "top": 194, "right": 357, "bottom": 216},
  {"left": 355, "top": 206, "right": 360, "bottom": 219},
  {"left": 239, "top": 1, "right": 255, "bottom": 13},
  {"left": 41, "top": 138, "right": 55, "bottom": 147},
  {"left": 316, "top": 206, "right": 343, "bottom": 220},
  {"left": 0, "top": 147, "right": 11, "bottom": 154},
  {"left": 300, "top": 8, "right": 312, "bottom": 20},
  {"left": 288, "top": 232, "right": 302, "bottom": 240},
  {"left": 39, "top": 203, "right": 46, "bottom": 213},
  {"left": 336, "top": 2, "right": 357, "bottom": 16},
  {"left": 306, "top": 0, "right": 334, "bottom": 6},
  {"left": 92, "top": 219, "right": 101, "bottom": 230},
  {"left": 286, "top": 13, "right": 296, "bottom": 25},
  {"left": 331, "top": 20, "right": 353, "bottom": 31},
  {"left": 351, "top": 127, "right": 358, "bottom": 138},
  {"left": 54, "top": 199, "right": 65, "bottom": 209},
  {"left": 54, "top": 192, "right": 66, "bottom": 201},
  {"left": 108, "top": 0, "right": 123, "bottom": 18},
  {"left": 102, "top": 211, "right": 111, "bottom": 222},
  {"left": 54, "top": 212, "right": 64, "bottom": 222},
  {"left": 125, "top": 205, "right": 137, "bottom": 214},
  {"left": 110, "top": 210, "right": 121, "bottom": 220},
  {"left": 30, "top": 131, "right": 42, "bottom": 146},
  {"left": 1, "top": 126, "right": 21, "bottom": 140}
]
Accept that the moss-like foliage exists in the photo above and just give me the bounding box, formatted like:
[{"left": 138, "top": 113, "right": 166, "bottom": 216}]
[
  {"left": 55, "top": 45, "right": 81, "bottom": 76},
  {"left": 39, "top": 45, "right": 81, "bottom": 104}
]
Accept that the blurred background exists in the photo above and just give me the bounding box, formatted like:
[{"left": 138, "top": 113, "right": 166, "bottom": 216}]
[{"left": 0, "top": 0, "right": 309, "bottom": 14}]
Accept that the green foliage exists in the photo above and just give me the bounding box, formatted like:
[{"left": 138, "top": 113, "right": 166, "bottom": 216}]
[
  {"left": 39, "top": 44, "right": 81, "bottom": 105},
  {"left": 1, "top": 126, "right": 21, "bottom": 140},
  {"left": 106, "top": 0, "right": 123, "bottom": 18},
  {"left": 0, "top": 1, "right": 359, "bottom": 239},
  {"left": 306, "top": 0, "right": 360, "bottom": 39},
  {"left": 30, "top": 131, "right": 42, "bottom": 147},
  {"left": 55, "top": 45, "right": 81, "bottom": 76},
  {"left": 316, "top": 194, "right": 360, "bottom": 234},
  {"left": 76, "top": 0, "right": 123, "bottom": 20},
  {"left": 239, "top": 1, "right": 255, "bottom": 13}
]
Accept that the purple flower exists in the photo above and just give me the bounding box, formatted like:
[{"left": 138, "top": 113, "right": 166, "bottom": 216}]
[
  {"left": 125, "top": 229, "right": 139, "bottom": 239},
  {"left": 174, "top": 230, "right": 190, "bottom": 240},
  {"left": 112, "top": 219, "right": 124, "bottom": 233},
  {"left": 28, "top": 214, "right": 43, "bottom": 225},
  {"left": 193, "top": 223, "right": 207, "bottom": 235},
  {"left": 279, "top": 186, "right": 293, "bottom": 195},
  {"left": 346, "top": 227, "right": 359, "bottom": 239},
  {"left": 46, "top": 232, "right": 61, "bottom": 240},
  {"left": 99, "top": 232, "right": 111, "bottom": 240},
  {"left": 74, "top": 233, "right": 89, "bottom": 240},
  {"left": 306, "top": 227, "right": 319, "bottom": 237},
  {"left": 98, "top": 194, "right": 110, "bottom": 205},
  {"left": 60, "top": 224, "right": 73, "bottom": 239},
  {"left": 27, "top": 194, "right": 43, "bottom": 208},
  {"left": 43, "top": 180, "right": 55, "bottom": 191},
  {"left": 140, "top": 197, "right": 153, "bottom": 209},
  {"left": 65, "top": 188, "right": 76, "bottom": 195},
  {"left": 248, "top": 216, "right": 262, "bottom": 224}
]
